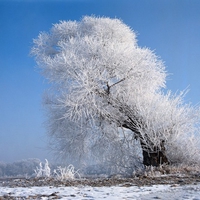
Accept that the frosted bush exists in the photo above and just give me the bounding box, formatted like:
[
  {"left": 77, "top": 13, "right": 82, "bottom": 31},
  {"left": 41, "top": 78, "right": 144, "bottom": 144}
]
[
  {"left": 53, "top": 165, "right": 80, "bottom": 180},
  {"left": 34, "top": 160, "right": 80, "bottom": 180},
  {"left": 34, "top": 162, "right": 43, "bottom": 178},
  {"left": 34, "top": 159, "right": 51, "bottom": 178},
  {"left": 166, "top": 133, "right": 200, "bottom": 165},
  {"left": 43, "top": 159, "right": 51, "bottom": 177}
]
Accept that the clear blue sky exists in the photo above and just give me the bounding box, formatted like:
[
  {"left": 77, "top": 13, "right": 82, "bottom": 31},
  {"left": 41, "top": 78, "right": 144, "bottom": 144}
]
[{"left": 1, "top": 0, "right": 200, "bottom": 163}]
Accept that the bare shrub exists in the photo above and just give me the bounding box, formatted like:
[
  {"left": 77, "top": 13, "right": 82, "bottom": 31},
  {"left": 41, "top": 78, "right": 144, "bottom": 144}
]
[
  {"left": 143, "top": 163, "right": 200, "bottom": 177},
  {"left": 53, "top": 165, "right": 80, "bottom": 180},
  {"left": 34, "top": 160, "right": 80, "bottom": 180},
  {"left": 34, "top": 159, "right": 51, "bottom": 178}
]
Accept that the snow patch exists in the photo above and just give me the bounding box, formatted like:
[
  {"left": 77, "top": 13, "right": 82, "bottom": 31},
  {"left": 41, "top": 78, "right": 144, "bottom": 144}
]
[{"left": 1, "top": 184, "right": 200, "bottom": 199}]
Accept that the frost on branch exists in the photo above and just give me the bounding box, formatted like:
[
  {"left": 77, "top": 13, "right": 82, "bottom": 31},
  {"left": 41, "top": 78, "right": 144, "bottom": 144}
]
[{"left": 31, "top": 16, "right": 200, "bottom": 175}]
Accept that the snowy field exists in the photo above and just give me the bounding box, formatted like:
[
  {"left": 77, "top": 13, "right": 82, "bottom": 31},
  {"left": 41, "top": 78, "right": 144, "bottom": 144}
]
[{"left": 1, "top": 183, "right": 200, "bottom": 199}]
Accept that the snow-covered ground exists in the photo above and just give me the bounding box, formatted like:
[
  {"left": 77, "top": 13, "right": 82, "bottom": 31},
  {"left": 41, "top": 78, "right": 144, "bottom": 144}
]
[{"left": 1, "top": 183, "right": 200, "bottom": 199}]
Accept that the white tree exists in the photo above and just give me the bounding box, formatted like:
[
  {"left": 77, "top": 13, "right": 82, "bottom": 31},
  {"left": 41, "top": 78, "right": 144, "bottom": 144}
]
[{"left": 32, "top": 16, "right": 200, "bottom": 174}]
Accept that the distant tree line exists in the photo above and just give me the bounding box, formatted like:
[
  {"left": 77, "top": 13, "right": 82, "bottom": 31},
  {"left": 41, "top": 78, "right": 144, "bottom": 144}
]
[{"left": 0, "top": 159, "right": 48, "bottom": 177}]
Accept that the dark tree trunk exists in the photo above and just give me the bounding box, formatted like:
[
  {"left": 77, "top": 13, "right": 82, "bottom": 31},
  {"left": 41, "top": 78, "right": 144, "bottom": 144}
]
[
  {"left": 142, "top": 149, "right": 169, "bottom": 166},
  {"left": 122, "top": 123, "right": 169, "bottom": 166},
  {"left": 141, "top": 141, "right": 169, "bottom": 166}
]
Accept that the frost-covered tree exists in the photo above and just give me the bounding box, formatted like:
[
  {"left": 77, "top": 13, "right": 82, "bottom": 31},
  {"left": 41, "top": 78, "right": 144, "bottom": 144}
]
[{"left": 31, "top": 16, "right": 200, "bottom": 173}]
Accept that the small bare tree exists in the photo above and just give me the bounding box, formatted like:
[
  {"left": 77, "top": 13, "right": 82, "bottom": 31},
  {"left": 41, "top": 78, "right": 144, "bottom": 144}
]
[{"left": 31, "top": 16, "right": 200, "bottom": 173}]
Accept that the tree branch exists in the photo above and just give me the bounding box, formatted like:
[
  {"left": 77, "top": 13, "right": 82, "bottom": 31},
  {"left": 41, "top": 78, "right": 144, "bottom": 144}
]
[{"left": 110, "top": 78, "right": 126, "bottom": 88}]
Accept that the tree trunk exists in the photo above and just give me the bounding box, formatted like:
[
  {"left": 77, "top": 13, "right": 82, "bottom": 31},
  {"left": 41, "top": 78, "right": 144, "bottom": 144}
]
[
  {"left": 142, "top": 149, "right": 169, "bottom": 166},
  {"left": 141, "top": 141, "right": 169, "bottom": 166},
  {"left": 122, "top": 124, "right": 169, "bottom": 166}
]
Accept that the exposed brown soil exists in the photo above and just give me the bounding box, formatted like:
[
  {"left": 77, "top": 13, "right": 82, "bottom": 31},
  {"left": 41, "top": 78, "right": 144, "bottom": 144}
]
[{"left": 1, "top": 173, "right": 200, "bottom": 188}]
